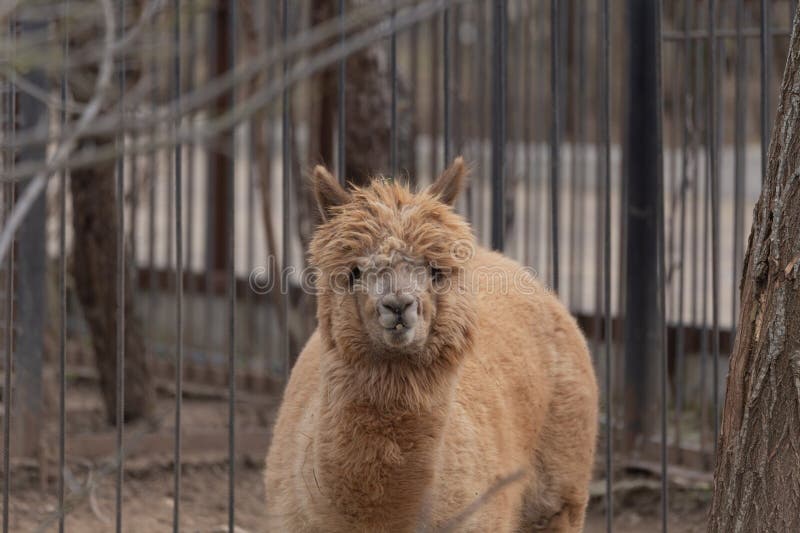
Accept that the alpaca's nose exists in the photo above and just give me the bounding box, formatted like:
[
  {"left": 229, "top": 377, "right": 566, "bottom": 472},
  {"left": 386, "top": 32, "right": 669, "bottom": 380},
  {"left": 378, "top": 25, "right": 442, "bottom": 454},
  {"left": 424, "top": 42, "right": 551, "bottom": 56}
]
[{"left": 379, "top": 293, "right": 416, "bottom": 317}]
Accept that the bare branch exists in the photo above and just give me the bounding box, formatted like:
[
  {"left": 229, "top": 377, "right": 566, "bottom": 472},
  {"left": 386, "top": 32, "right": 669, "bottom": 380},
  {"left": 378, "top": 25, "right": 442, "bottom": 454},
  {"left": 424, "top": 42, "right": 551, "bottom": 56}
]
[
  {"left": 3, "top": 0, "right": 464, "bottom": 185},
  {"left": 3, "top": 0, "right": 459, "bottom": 154},
  {"left": 0, "top": 0, "right": 116, "bottom": 265}
]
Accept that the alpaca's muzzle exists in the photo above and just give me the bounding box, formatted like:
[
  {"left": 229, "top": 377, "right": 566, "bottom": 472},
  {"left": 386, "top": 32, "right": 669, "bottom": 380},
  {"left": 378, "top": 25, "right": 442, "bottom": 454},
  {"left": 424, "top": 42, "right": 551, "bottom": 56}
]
[{"left": 377, "top": 293, "right": 419, "bottom": 331}]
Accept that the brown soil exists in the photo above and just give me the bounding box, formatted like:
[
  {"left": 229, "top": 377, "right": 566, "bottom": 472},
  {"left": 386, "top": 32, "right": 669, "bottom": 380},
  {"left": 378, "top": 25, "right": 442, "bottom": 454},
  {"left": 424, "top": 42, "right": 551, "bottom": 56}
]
[
  {"left": 8, "top": 459, "right": 710, "bottom": 533},
  {"left": 4, "top": 379, "right": 710, "bottom": 532}
]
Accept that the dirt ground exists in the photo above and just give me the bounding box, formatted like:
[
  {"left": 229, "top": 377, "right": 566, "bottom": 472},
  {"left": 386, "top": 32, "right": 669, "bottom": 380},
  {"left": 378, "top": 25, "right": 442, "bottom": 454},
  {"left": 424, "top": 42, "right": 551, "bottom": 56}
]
[
  {"left": 4, "top": 379, "right": 710, "bottom": 532},
  {"left": 7, "top": 458, "right": 710, "bottom": 532}
]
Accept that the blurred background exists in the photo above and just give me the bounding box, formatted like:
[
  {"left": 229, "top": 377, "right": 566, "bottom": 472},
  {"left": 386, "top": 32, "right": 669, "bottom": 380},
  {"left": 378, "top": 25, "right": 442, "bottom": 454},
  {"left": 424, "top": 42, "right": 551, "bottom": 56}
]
[{"left": 0, "top": 0, "right": 796, "bottom": 531}]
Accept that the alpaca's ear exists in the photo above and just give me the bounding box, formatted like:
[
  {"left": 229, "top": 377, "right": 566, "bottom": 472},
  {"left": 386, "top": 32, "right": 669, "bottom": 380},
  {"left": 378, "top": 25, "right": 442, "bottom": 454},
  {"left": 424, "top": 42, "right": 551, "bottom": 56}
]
[
  {"left": 428, "top": 156, "right": 468, "bottom": 205},
  {"left": 312, "top": 165, "right": 351, "bottom": 221}
]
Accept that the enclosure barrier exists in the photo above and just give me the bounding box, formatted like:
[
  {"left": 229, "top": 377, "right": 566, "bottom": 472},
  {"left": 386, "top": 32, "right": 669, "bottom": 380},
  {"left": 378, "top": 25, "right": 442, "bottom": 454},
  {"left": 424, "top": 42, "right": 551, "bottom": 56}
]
[{"left": 0, "top": 0, "right": 796, "bottom": 531}]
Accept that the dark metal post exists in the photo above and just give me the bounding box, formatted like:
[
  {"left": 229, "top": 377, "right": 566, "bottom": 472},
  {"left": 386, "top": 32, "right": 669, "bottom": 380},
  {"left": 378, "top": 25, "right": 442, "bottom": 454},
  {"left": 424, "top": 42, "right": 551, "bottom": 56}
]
[
  {"left": 281, "top": 0, "right": 291, "bottom": 380},
  {"left": 13, "top": 14, "right": 46, "bottom": 467},
  {"left": 733, "top": 0, "right": 747, "bottom": 330},
  {"left": 3, "top": 17, "right": 16, "bottom": 533},
  {"left": 228, "top": 2, "right": 238, "bottom": 531},
  {"left": 622, "top": 0, "right": 662, "bottom": 452},
  {"left": 337, "top": 0, "right": 346, "bottom": 183},
  {"left": 599, "top": 1, "right": 613, "bottom": 530},
  {"left": 708, "top": 0, "right": 721, "bottom": 453},
  {"left": 390, "top": 1, "right": 397, "bottom": 177},
  {"left": 443, "top": 4, "right": 451, "bottom": 165},
  {"left": 760, "top": 0, "right": 770, "bottom": 183},
  {"left": 206, "top": 2, "right": 232, "bottom": 274},
  {"left": 549, "top": 0, "right": 561, "bottom": 291},
  {"left": 58, "top": 5, "right": 69, "bottom": 532},
  {"left": 115, "top": 2, "right": 126, "bottom": 530},
  {"left": 172, "top": 0, "right": 184, "bottom": 530},
  {"left": 491, "top": 0, "right": 506, "bottom": 252}
]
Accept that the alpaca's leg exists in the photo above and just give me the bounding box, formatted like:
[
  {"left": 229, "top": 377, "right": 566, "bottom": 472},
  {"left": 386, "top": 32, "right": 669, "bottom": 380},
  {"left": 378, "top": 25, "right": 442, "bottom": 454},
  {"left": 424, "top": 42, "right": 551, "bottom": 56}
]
[{"left": 537, "top": 495, "right": 588, "bottom": 532}]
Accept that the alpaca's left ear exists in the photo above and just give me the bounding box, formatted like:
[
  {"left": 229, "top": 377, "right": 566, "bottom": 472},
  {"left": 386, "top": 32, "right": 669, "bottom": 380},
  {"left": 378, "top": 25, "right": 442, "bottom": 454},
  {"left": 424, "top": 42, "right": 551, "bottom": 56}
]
[
  {"left": 428, "top": 156, "right": 468, "bottom": 205},
  {"left": 312, "top": 165, "right": 352, "bottom": 221}
]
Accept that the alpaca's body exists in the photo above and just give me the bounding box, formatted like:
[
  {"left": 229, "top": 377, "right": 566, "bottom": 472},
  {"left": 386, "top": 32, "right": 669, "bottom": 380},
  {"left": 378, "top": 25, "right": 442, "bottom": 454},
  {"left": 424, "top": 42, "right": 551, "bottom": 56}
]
[{"left": 265, "top": 244, "right": 598, "bottom": 531}]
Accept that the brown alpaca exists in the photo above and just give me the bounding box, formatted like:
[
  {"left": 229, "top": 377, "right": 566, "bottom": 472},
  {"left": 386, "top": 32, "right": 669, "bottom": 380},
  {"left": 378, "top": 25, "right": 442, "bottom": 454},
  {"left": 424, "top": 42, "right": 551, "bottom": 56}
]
[{"left": 264, "top": 158, "right": 598, "bottom": 532}]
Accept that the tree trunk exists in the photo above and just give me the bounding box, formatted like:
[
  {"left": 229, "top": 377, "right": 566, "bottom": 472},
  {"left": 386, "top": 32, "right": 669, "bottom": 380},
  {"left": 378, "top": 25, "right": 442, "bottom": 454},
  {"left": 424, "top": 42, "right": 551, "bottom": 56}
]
[
  {"left": 278, "top": 0, "right": 418, "bottom": 356},
  {"left": 708, "top": 11, "right": 800, "bottom": 532},
  {"left": 310, "top": 0, "right": 416, "bottom": 187},
  {"left": 70, "top": 137, "right": 155, "bottom": 424},
  {"left": 67, "top": 1, "right": 155, "bottom": 424}
]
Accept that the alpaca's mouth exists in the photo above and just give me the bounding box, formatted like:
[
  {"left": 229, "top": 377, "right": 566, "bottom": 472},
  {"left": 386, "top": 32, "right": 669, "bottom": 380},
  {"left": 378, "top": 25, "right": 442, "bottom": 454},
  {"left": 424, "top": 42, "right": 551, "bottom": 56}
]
[
  {"left": 381, "top": 321, "right": 416, "bottom": 346},
  {"left": 383, "top": 322, "right": 410, "bottom": 335}
]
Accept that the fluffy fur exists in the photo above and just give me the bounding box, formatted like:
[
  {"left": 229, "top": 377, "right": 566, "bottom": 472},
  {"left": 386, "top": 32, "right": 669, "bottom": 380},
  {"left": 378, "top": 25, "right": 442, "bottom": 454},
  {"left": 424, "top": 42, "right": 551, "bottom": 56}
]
[{"left": 264, "top": 159, "right": 598, "bottom": 532}]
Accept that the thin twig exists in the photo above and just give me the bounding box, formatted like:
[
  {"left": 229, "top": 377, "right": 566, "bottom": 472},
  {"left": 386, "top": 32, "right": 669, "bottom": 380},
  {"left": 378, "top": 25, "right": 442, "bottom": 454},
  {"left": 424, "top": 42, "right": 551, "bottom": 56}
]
[{"left": 0, "top": 0, "right": 115, "bottom": 265}]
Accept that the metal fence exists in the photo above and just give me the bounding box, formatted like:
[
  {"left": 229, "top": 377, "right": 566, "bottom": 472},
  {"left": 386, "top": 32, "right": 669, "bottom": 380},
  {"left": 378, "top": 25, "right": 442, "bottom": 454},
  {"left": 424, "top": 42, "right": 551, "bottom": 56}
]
[{"left": 0, "top": 0, "right": 795, "bottom": 530}]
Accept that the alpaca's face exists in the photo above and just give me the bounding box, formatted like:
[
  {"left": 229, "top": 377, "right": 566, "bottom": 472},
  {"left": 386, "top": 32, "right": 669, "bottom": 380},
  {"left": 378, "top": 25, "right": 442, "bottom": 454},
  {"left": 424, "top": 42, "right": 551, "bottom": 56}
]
[
  {"left": 348, "top": 251, "right": 444, "bottom": 352},
  {"left": 309, "top": 159, "right": 477, "bottom": 363}
]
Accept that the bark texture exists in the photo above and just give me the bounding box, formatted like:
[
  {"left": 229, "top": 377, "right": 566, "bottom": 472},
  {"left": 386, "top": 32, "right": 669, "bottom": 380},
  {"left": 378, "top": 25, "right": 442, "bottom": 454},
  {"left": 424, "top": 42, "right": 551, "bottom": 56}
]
[
  {"left": 310, "top": 0, "right": 415, "bottom": 188},
  {"left": 281, "top": 0, "right": 417, "bottom": 355},
  {"left": 66, "top": 1, "right": 155, "bottom": 424},
  {"left": 708, "top": 11, "right": 800, "bottom": 532},
  {"left": 70, "top": 140, "right": 155, "bottom": 424}
]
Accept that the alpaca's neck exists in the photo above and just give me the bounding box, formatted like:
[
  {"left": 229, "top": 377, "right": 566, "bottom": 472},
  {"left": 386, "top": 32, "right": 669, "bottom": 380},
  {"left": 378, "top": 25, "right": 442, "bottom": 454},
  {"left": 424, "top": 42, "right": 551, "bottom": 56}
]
[{"left": 313, "top": 354, "right": 457, "bottom": 530}]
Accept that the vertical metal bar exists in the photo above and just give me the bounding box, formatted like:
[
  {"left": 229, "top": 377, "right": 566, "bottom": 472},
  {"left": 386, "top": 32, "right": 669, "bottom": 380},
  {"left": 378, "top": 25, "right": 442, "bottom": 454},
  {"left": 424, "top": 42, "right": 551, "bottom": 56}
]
[
  {"left": 130, "top": 166, "right": 138, "bottom": 271},
  {"left": 15, "top": 15, "right": 47, "bottom": 468},
  {"left": 668, "top": 33, "right": 679, "bottom": 332},
  {"left": 573, "top": 0, "right": 587, "bottom": 311},
  {"left": 452, "top": 4, "right": 462, "bottom": 165},
  {"left": 760, "top": 0, "right": 770, "bottom": 183},
  {"left": 281, "top": 0, "right": 291, "bottom": 380},
  {"left": 337, "top": 0, "right": 346, "bottom": 183},
  {"left": 549, "top": 0, "right": 560, "bottom": 291},
  {"left": 228, "top": 2, "right": 237, "bottom": 530},
  {"left": 532, "top": 6, "right": 542, "bottom": 270},
  {"left": 2, "top": 15, "right": 15, "bottom": 533},
  {"left": 410, "top": 18, "right": 420, "bottom": 182},
  {"left": 592, "top": 0, "right": 604, "bottom": 361},
  {"left": 246, "top": 114, "right": 255, "bottom": 357},
  {"left": 675, "top": 0, "right": 692, "bottom": 465},
  {"left": 443, "top": 4, "right": 451, "bottom": 165},
  {"left": 185, "top": 0, "right": 197, "bottom": 346},
  {"left": 708, "top": 0, "right": 720, "bottom": 453},
  {"left": 654, "top": 2, "right": 666, "bottom": 528},
  {"left": 623, "top": 0, "right": 661, "bottom": 460},
  {"left": 390, "top": 1, "right": 398, "bottom": 177},
  {"left": 203, "top": 2, "right": 220, "bottom": 373},
  {"left": 567, "top": 0, "right": 577, "bottom": 307},
  {"left": 58, "top": 5, "right": 69, "bottom": 532},
  {"left": 115, "top": 1, "right": 127, "bottom": 530},
  {"left": 600, "top": 0, "right": 613, "bottom": 530},
  {"left": 474, "top": 3, "right": 486, "bottom": 241},
  {"left": 511, "top": 3, "right": 522, "bottom": 258},
  {"left": 697, "top": 16, "right": 709, "bottom": 461},
  {"left": 491, "top": 0, "right": 506, "bottom": 252},
  {"left": 700, "top": 117, "right": 710, "bottom": 460},
  {"left": 522, "top": 1, "right": 532, "bottom": 266},
  {"left": 733, "top": 0, "right": 747, "bottom": 332},
  {"left": 430, "top": 14, "right": 440, "bottom": 184},
  {"left": 172, "top": 0, "right": 183, "bottom": 530},
  {"left": 147, "top": 20, "right": 158, "bottom": 357}
]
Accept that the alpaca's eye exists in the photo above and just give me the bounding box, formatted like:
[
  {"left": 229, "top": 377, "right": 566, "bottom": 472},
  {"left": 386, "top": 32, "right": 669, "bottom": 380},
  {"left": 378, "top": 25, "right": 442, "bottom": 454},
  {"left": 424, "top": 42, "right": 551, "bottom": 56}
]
[
  {"left": 349, "top": 266, "right": 362, "bottom": 285},
  {"left": 430, "top": 266, "right": 445, "bottom": 282}
]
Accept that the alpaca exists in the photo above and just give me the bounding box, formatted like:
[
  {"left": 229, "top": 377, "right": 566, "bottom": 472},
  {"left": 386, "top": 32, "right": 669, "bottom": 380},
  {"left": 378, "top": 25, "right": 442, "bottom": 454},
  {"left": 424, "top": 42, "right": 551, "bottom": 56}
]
[{"left": 264, "top": 158, "right": 598, "bottom": 532}]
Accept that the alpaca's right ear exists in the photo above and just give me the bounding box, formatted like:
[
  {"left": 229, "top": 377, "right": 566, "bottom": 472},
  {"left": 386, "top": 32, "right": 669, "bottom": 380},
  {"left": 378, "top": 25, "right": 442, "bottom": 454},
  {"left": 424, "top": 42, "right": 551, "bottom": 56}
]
[
  {"left": 312, "top": 165, "right": 351, "bottom": 221},
  {"left": 428, "top": 156, "right": 468, "bottom": 205}
]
